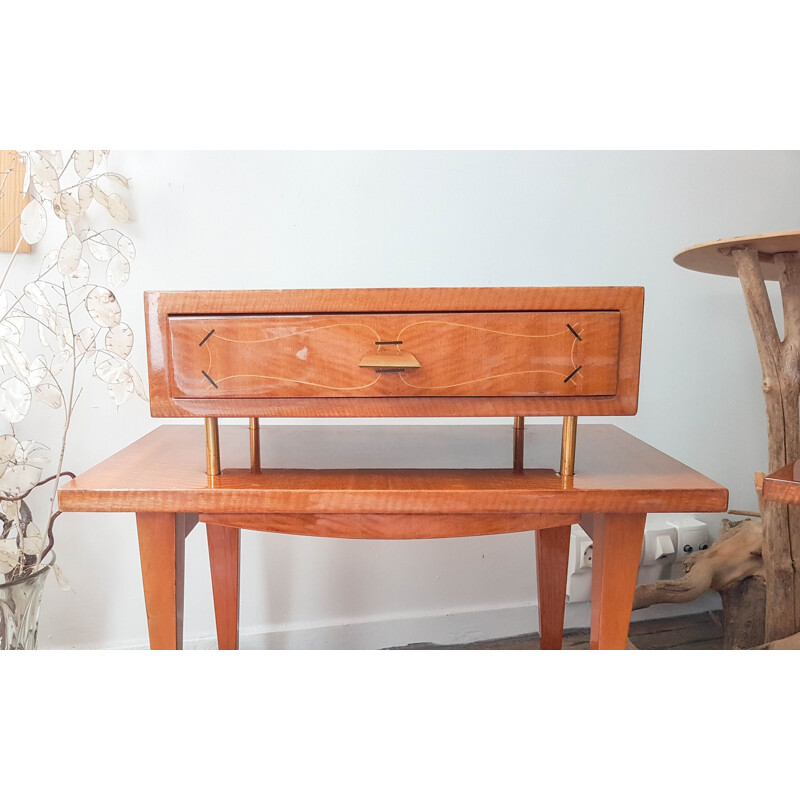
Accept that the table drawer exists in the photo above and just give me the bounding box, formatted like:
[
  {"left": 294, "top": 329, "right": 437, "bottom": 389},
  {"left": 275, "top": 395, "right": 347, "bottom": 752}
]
[{"left": 167, "top": 311, "right": 621, "bottom": 399}]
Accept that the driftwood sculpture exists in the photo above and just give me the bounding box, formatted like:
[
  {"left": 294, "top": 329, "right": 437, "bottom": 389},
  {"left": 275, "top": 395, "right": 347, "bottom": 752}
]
[
  {"left": 673, "top": 234, "right": 800, "bottom": 647},
  {"left": 633, "top": 517, "right": 765, "bottom": 648}
]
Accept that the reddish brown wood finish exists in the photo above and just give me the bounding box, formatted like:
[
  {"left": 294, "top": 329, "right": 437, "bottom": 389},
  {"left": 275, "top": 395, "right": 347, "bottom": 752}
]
[
  {"left": 59, "top": 424, "right": 728, "bottom": 515},
  {"left": 63, "top": 285, "right": 729, "bottom": 651},
  {"left": 207, "top": 524, "right": 240, "bottom": 650},
  {"left": 63, "top": 424, "right": 726, "bottom": 650},
  {"left": 169, "top": 311, "right": 621, "bottom": 399},
  {"left": 535, "top": 525, "right": 572, "bottom": 650},
  {"left": 197, "top": 512, "right": 579, "bottom": 539},
  {"left": 762, "top": 462, "right": 800, "bottom": 504},
  {"left": 136, "top": 512, "right": 186, "bottom": 650},
  {"left": 582, "top": 513, "right": 647, "bottom": 649},
  {"left": 145, "top": 287, "right": 644, "bottom": 417}
]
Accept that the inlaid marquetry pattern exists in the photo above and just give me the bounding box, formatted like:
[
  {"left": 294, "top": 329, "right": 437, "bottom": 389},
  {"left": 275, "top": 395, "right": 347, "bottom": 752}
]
[{"left": 168, "top": 311, "right": 621, "bottom": 399}]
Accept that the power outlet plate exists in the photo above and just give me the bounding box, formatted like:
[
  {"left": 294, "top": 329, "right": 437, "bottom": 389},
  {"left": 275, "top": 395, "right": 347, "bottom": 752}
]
[{"left": 564, "top": 515, "right": 711, "bottom": 604}]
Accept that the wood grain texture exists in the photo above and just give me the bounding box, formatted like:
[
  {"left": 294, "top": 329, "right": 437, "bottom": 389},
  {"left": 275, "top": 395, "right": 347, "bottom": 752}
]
[
  {"left": 0, "top": 151, "right": 31, "bottom": 254},
  {"left": 207, "top": 523, "right": 240, "bottom": 650},
  {"left": 535, "top": 525, "right": 571, "bottom": 650},
  {"left": 732, "top": 246, "right": 800, "bottom": 640},
  {"left": 762, "top": 461, "right": 800, "bottom": 504},
  {"left": 678, "top": 234, "right": 800, "bottom": 644},
  {"left": 582, "top": 513, "right": 647, "bottom": 649},
  {"left": 145, "top": 287, "right": 644, "bottom": 417},
  {"left": 731, "top": 248, "right": 788, "bottom": 470},
  {"left": 136, "top": 512, "right": 186, "bottom": 650},
  {"left": 720, "top": 575, "right": 766, "bottom": 649},
  {"left": 66, "top": 286, "right": 732, "bottom": 651},
  {"left": 674, "top": 230, "right": 800, "bottom": 281},
  {"left": 59, "top": 424, "right": 728, "bottom": 515},
  {"left": 197, "top": 512, "right": 579, "bottom": 539},
  {"left": 168, "top": 311, "right": 620, "bottom": 399}
]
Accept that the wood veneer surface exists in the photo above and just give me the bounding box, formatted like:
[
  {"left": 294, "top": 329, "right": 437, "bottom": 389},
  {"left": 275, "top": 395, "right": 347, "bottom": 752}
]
[
  {"left": 168, "top": 311, "right": 621, "bottom": 399},
  {"left": 763, "top": 462, "right": 800, "bottom": 504},
  {"left": 145, "top": 287, "right": 644, "bottom": 418},
  {"left": 59, "top": 423, "right": 727, "bottom": 515},
  {"left": 195, "top": 512, "right": 580, "bottom": 540}
]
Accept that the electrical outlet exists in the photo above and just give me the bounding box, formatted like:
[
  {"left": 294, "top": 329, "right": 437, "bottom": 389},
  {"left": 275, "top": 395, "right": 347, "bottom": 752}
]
[
  {"left": 579, "top": 542, "right": 593, "bottom": 570},
  {"left": 675, "top": 520, "right": 710, "bottom": 562},
  {"left": 641, "top": 517, "right": 678, "bottom": 565},
  {"left": 571, "top": 529, "right": 593, "bottom": 572},
  {"left": 565, "top": 516, "right": 711, "bottom": 605},
  {"left": 640, "top": 515, "right": 710, "bottom": 566},
  {"left": 566, "top": 527, "right": 593, "bottom": 602}
]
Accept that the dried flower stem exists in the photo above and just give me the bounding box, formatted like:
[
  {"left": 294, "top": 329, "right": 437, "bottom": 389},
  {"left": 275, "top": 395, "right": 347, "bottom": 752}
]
[{"left": 0, "top": 150, "right": 139, "bottom": 580}]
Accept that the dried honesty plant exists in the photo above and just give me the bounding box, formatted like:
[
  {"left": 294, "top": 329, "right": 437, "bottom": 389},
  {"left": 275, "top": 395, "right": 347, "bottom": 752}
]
[{"left": 0, "top": 150, "right": 144, "bottom": 584}]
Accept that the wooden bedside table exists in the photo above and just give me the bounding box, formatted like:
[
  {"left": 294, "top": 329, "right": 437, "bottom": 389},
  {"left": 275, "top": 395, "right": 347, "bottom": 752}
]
[{"left": 59, "top": 287, "right": 728, "bottom": 649}]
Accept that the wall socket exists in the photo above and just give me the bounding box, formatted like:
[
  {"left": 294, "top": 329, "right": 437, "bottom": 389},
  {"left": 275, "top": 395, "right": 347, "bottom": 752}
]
[
  {"left": 577, "top": 540, "right": 593, "bottom": 570},
  {"left": 565, "top": 515, "right": 711, "bottom": 603}
]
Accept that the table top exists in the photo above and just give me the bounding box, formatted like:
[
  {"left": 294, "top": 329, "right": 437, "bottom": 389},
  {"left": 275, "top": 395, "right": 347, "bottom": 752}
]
[
  {"left": 762, "top": 462, "right": 800, "bottom": 505},
  {"left": 58, "top": 424, "right": 727, "bottom": 515},
  {"left": 674, "top": 230, "right": 800, "bottom": 281}
]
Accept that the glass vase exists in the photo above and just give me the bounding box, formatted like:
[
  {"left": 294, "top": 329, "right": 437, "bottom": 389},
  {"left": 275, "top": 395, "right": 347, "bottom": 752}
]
[{"left": 0, "top": 555, "right": 53, "bottom": 650}]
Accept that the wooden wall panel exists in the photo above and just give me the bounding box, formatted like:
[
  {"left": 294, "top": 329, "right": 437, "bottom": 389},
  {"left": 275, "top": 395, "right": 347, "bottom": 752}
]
[{"left": 0, "top": 151, "right": 31, "bottom": 254}]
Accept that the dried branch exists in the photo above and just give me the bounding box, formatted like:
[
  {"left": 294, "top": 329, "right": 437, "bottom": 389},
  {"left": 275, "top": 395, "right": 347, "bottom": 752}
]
[
  {"left": 0, "top": 149, "right": 141, "bottom": 580},
  {"left": 0, "top": 471, "right": 76, "bottom": 504},
  {"left": 776, "top": 252, "right": 800, "bottom": 350},
  {"left": 633, "top": 518, "right": 764, "bottom": 610},
  {"left": 732, "top": 246, "right": 782, "bottom": 379}
]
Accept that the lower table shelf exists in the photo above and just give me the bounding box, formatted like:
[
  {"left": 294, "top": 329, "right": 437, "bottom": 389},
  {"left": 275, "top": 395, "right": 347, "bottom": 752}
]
[{"left": 59, "top": 423, "right": 728, "bottom": 650}]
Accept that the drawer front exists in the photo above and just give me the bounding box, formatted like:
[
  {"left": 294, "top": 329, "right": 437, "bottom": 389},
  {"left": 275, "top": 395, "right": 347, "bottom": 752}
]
[{"left": 168, "top": 311, "right": 621, "bottom": 399}]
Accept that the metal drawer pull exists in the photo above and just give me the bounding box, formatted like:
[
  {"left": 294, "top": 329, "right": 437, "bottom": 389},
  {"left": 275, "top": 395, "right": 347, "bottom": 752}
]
[{"left": 359, "top": 352, "right": 421, "bottom": 372}]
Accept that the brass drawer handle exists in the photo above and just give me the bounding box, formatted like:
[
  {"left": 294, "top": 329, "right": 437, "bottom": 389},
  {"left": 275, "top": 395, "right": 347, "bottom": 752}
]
[{"left": 359, "top": 352, "right": 421, "bottom": 372}]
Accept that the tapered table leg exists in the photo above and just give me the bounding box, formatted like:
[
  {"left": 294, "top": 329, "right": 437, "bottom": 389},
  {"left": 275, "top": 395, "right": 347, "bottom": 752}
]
[
  {"left": 136, "top": 512, "right": 186, "bottom": 650},
  {"left": 583, "top": 513, "right": 646, "bottom": 650},
  {"left": 207, "top": 523, "right": 241, "bottom": 650},
  {"left": 535, "top": 525, "right": 572, "bottom": 649}
]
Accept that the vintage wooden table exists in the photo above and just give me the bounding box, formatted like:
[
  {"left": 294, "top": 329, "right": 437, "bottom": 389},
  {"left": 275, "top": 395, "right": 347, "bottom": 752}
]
[{"left": 58, "top": 287, "right": 727, "bottom": 650}]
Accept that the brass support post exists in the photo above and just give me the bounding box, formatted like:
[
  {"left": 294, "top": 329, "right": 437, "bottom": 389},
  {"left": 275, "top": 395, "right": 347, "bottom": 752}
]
[
  {"left": 205, "top": 417, "right": 220, "bottom": 477},
  {"left": 513, "top": 416, "right": 525, "bottom": 472},
  {"left": 249, "top": 417, "right": 261, "bottom": 472},
  {"left": 559, "top": 416, "right": 577, "bottom": 477}
]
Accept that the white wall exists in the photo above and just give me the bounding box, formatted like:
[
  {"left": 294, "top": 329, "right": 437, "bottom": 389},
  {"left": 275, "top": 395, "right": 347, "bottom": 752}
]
[{"left": 21, "top": 150, "right": 799, "bottom": 648}]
